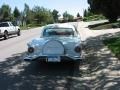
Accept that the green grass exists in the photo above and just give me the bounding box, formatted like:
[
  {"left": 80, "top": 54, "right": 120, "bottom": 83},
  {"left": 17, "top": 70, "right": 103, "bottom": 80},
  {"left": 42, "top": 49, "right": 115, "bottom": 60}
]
[
  {"left": 89, "top": 21, "right": 120, "bottom": 30},
  {"left": 103, "top": 37, "right": 120, "bottom": 59}
]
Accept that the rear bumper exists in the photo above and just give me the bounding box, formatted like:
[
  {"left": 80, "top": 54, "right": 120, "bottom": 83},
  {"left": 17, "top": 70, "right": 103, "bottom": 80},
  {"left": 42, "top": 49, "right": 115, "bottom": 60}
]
[{"left": 24, "top": 54, "right": 83, "bottom": 62}]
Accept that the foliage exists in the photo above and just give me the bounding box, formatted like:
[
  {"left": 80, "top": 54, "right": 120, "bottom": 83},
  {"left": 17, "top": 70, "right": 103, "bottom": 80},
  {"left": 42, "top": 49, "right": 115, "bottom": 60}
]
[
  {"left": 20, "top": 4, "right": 54, "bottom": 26},
  {"left": 23, "top": 3, "right": 31, "bottom": 24},
  {"left": 104, "top": 37, "right": 120, "bottom": 59},
  {"left": 83, "top": 8, "right": 93, "bottom": 17},
  {"left": 88, "top": 0, "right": 120, "bottom": 22},
  {"left": 52, "top": 9, "right": 59, "bottom": 22},
  {"left": 13, "top": 7, "right": 20, "bottom": 19},
  {"left": 83, "top": 14, "right": 105, "bottom": 21},
  {"left": 33, "top": 6, "right": 54, "bottom": 24},
  {"left": 0, "top": 4, "right": 11, "bottom": 21},
  {"left": 0, "top": 3, "right": 76, "bottom": 28},
  {"left": 83, "top": 7, "right": 105, "bottom": 21},
  {"left": 63, "top": 11, "right": 74, "bottom": 22},
  {"left": 83, "top": 9, "right": 88, "bottom": 17},
  {"left": 77, "top": 13, "right": 80, "bottom": 17},
  {"left": 24, "top": 3, "right": 30, "bottom": 17}
]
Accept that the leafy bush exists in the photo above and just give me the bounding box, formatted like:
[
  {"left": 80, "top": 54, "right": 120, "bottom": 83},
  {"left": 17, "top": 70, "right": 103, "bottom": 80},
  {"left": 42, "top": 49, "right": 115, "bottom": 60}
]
[
  {"left": 83, "top": 14, "right": 105, "bottom": 21},
  {"left": 104, "top": 37, "right": 120, "bottom": 59}
]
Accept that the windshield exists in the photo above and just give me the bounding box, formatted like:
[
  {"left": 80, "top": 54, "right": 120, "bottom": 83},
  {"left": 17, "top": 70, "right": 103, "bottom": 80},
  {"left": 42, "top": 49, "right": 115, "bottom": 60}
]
[{"left": 43, "top": 28, "right": 74, "bottom": 37}]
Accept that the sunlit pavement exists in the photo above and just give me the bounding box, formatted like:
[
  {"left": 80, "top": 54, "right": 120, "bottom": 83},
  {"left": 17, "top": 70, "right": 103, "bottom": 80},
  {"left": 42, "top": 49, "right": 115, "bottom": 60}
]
[{"left": 0, "top": 21, "right": 120, "bottom": 90}]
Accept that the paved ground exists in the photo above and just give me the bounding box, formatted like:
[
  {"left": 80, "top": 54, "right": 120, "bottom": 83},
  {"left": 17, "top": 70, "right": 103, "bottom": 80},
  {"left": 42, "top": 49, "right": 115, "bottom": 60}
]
[
  {"left": 71, "top": 22, "right": 120, "bottom": 90},
  {"left": 0, "top": 21, "right": 120, "bottom": 90},
  {"left": 0, "top": 22, "right": 79, "bottom": 90},
  {"left": 0, "top": 27, "right": 43, "bottom": 61}
]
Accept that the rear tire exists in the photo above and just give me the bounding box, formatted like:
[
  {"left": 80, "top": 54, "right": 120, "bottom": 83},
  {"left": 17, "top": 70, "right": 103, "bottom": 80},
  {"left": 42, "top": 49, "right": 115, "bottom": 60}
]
[
  {"left": 4, "top": 31, "right": 8, "bottom": 40},
  {"left": 17, "top": 29, "right": 20, "bottom": 36}
]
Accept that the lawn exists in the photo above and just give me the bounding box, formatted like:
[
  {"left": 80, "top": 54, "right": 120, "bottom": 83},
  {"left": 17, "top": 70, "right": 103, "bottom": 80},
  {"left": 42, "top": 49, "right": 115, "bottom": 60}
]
[
  {"left": 88, "top": 21, "right": 120, "bottom": 30},
  {"left": 103, "top": 37, "right": 120, "bottom": 59}
]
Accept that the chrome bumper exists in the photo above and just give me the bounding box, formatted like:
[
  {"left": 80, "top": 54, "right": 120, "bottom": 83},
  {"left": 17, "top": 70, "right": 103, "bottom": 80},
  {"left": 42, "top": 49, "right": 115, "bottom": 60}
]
[{"left": 24, "top": 54, "right": 82, "bottom": 61}]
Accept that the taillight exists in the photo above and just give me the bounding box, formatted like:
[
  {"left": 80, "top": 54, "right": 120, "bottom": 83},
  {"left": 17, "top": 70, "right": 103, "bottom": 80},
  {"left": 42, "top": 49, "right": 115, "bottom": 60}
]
[
  {"left": 74, "top": 46, "right": 81, "bottom": 53},
  {"left": 28, "top": 47, "right": 34, "bottom": 53}
]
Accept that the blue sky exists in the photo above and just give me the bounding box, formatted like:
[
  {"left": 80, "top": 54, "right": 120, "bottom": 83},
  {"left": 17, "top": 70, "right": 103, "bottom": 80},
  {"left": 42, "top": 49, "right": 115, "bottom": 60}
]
[{"left": 0, "top": 0, "right": 89, "bottom": 17}]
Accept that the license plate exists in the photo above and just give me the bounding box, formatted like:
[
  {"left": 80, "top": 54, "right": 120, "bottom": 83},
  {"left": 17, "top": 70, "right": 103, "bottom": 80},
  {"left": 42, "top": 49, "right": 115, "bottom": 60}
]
[{"left": 48, "top": 56, "right": 60, "bottom": 62}]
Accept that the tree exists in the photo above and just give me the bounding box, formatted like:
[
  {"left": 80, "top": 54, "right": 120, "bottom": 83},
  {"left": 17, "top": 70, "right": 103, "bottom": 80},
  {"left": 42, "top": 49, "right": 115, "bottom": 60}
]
[
  {"left": 52, "top": 9, "right": 59, "bottom": 22},
  {"left": 23, "top": 3, "right": 30, "bottom": 24},
  {"left": 68, "top": 14, "right": 74, "bottom": 22},
  {"left": 63, "top": 11, "right": 68, "bottom": 21},
  {"left": 0, "top": 4, "right": 11, "bottom": 21},
  {"left": 24, "top": 3, "right": 30, "bottom": 16},
  {"left": 63, "top": 11, "right": 74, "bottom": 22},
  {"left": 77, "top": 13, "right": 80, "bottom": 17},
  {"left": 83, "top": 8, "right": 93, "bottom": 17},
  {"left": 84, "top": 9, "right": 88, "bottom": 17},
  {"left": 20, "top": 11, "right": 26, "bottom": 26},
  {"left": 13, "top": 7, "right": 20, "bottom": 19},
  {"left": 88, "top": 0, "right": 120, "bottom": 22},
  {"left": 33, "top": 6, "right": 54, "bottom": 24}
]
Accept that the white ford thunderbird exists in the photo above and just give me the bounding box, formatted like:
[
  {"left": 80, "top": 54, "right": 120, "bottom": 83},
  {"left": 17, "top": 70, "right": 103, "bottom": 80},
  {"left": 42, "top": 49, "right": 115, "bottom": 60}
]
[{"left": 24, "top": 24, "right": 83, "bottom": 62}]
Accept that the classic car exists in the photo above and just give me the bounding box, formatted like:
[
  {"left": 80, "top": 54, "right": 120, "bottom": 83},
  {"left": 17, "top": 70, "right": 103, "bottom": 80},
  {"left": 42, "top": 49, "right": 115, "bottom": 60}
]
[{"left": 24, "top": 23, "right": 83, "bottom": 62}]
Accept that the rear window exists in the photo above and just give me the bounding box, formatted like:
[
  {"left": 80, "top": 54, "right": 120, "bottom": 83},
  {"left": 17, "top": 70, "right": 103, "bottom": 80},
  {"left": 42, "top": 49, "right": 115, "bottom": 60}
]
[{"left": 43, "top": 28, "right": 74, "bottom": 37}]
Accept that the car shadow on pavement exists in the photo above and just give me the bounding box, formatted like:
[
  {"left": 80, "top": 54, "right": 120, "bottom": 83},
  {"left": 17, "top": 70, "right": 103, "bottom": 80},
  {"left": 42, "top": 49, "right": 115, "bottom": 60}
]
[
  {"left": 71, "top": 31, "right": 120, "bottom": 90},
  {"left": 0, "top": 52, "right": 81, "bottom": 90},
  {"left": 0, "top": 35, "right": 17, "bottom": 41}
]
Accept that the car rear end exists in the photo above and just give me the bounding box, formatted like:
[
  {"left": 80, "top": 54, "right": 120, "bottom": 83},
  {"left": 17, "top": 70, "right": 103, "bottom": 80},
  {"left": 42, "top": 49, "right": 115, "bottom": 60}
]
[
  {"left": 25, "top": 37, "right": 82, "bottom": 62},
  {"left": 24, "top": 24, "right": 83, "bottom": 62},
  {"left": 0, "top": 27, "right": 5, "bottom": 38}
]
